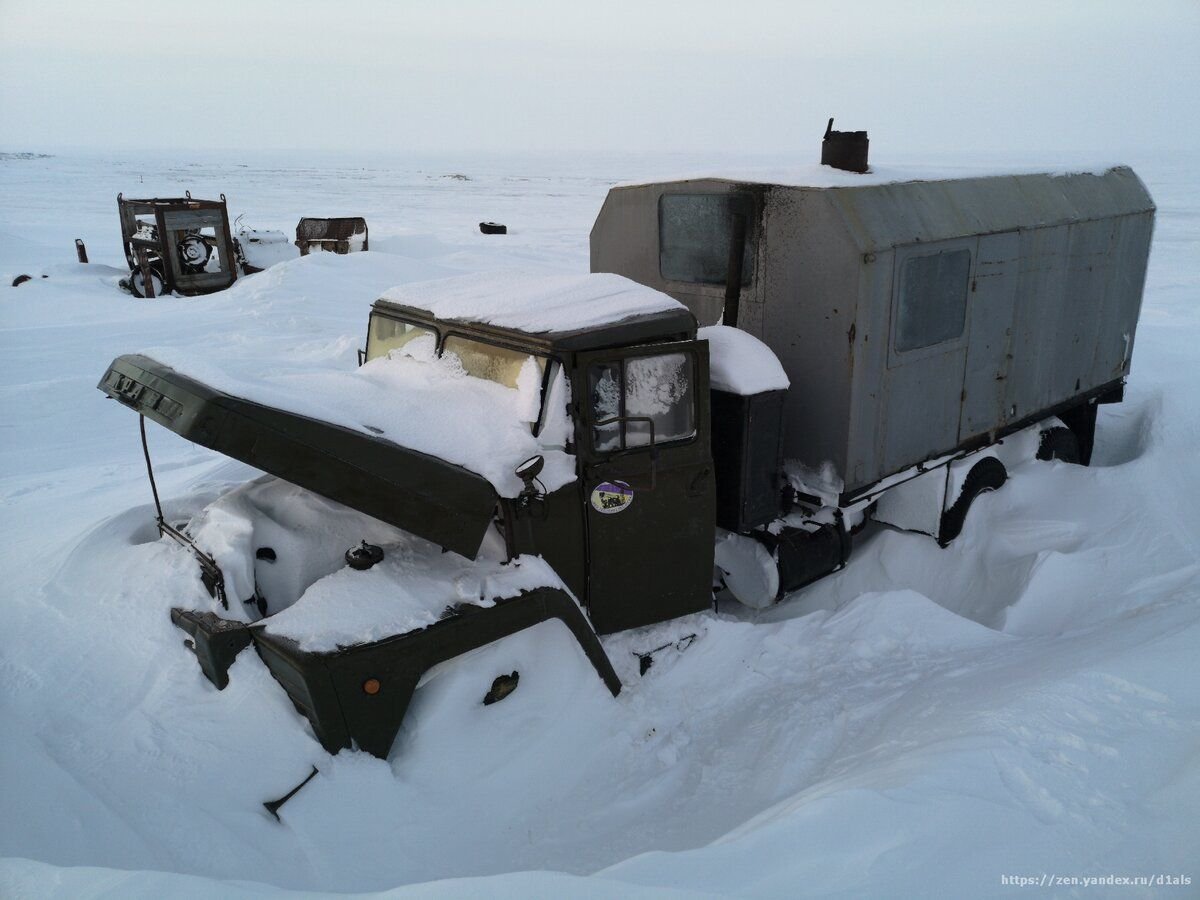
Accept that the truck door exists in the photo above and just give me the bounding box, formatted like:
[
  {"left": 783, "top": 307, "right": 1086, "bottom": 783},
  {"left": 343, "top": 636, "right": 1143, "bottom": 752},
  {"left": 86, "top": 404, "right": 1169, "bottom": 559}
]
[{"left": 573, "top": 340, "right": 715, "bottom": 634}]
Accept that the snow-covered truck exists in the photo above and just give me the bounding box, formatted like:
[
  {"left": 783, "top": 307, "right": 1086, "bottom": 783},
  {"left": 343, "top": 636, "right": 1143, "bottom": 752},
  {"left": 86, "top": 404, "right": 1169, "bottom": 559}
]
[{"left": 98, "top": 164, "right": 1153, "bottom": 760}]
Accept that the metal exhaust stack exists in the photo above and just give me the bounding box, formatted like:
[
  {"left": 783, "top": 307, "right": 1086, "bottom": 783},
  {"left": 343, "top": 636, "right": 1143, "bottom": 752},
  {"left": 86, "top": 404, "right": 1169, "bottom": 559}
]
[{"left": 821, "top": 118, "right": 869, "bottom": 173}]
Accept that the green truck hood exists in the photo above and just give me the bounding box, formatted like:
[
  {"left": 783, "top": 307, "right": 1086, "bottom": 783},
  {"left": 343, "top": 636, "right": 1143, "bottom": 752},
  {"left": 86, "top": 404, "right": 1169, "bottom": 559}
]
[{"left": 98, "top": 354, "right": 499, "bottom": 559}]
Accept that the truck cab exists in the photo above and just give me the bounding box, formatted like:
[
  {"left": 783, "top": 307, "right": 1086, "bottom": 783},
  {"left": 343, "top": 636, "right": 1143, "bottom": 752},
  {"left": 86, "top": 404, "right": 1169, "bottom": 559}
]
[
  {"left": 99, "top": 272, "right": 762, "bottom": 758},
  {"left": 362, "top": 283, "right": 716, "bottom": 634}
]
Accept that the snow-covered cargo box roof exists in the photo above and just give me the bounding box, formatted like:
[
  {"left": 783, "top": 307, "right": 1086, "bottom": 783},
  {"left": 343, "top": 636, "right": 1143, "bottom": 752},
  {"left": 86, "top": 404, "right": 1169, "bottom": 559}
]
[{"left": 591, "top": 164, "right": 1155, "bottom": 497}]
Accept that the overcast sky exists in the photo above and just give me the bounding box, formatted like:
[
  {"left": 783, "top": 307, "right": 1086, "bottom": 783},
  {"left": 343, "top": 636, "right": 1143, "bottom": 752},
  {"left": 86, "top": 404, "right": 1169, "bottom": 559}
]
[{"left": 1, "top": 0, "right": 1196, "bottom": 157}]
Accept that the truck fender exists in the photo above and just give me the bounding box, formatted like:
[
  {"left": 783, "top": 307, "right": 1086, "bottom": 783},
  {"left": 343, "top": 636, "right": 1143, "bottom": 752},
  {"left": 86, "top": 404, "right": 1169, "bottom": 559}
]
[{"left": 240, "top": 587, "right": 621, "bottom": 759}]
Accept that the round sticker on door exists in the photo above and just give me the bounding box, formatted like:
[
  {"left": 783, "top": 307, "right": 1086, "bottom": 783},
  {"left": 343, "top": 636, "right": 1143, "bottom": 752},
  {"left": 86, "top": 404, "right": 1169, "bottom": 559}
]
[{"left": 590, "top": 480, "right": 634, "bottom": 514}]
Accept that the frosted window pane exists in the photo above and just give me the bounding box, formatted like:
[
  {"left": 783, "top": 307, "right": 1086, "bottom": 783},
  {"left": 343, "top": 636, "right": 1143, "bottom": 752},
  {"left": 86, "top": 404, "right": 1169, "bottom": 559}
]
[
  {"left": 896, "top": 249, "right": 971, "bottom": 352},
  {"left": 589, "top": 353, "right": 695, "bottom": 452},
  {"left": 659, "top": 193, "right": 755, "bottom": 286},
  {"left": 624, "top": 353, "right": 694, "bottom": 447}
]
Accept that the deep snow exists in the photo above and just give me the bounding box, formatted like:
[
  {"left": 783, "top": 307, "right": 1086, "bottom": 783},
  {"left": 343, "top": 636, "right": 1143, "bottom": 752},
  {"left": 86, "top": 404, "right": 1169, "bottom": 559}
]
[{"left": 0, "top": 149, "right": 1197, "bottom": 899}]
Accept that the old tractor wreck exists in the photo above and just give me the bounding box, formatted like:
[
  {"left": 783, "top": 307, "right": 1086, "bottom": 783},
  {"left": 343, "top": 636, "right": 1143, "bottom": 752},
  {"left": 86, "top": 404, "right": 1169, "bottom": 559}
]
[
  {"left": 98, "top": 149, "right": 1154, "bottom": 766},
  {"left": 117, "top": 193, "right": 369, "bottom": 297},
  {"left": 118, "top": 193, "right": 241, "bottom": 297}
]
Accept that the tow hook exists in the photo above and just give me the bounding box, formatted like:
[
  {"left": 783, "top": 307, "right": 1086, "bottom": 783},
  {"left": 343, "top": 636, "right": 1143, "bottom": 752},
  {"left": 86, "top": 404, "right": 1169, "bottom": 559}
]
[{"left": 263, "top": 766, "right": 320, "bottom": 822}]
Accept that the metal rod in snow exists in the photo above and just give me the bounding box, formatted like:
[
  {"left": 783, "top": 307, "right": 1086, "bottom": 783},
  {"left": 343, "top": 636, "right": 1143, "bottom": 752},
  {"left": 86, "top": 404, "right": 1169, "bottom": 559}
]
[{"left": 139, "top": 415, "right": 165, "bottom": 531}]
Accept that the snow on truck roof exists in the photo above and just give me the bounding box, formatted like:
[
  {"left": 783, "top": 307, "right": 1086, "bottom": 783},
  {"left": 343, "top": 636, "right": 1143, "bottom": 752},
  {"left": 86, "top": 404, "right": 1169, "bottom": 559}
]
[
  {"left": 380, "top": 270, "right": 687, "bottom": 333},
  {"left": 614, "top": 161, "right": 1124, "bottom": 190},
  {"left": 700, "top": 325, "right": 789, "bottom": 395}
]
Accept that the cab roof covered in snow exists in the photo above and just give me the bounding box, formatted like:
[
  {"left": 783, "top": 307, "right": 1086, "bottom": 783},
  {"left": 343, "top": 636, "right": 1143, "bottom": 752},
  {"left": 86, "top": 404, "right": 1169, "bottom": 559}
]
[{"left": 378, "top": 271, "right": 695, "bottom": 347}]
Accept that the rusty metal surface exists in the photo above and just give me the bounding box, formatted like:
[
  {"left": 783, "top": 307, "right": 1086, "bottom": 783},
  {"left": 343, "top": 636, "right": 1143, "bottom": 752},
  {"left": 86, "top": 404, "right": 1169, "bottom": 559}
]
[
  {"left": 295, "top": 217, "right": 368, "bottom": 255},
  {"left": 821, "top": 117, "right": 869, "bottom": 173}
]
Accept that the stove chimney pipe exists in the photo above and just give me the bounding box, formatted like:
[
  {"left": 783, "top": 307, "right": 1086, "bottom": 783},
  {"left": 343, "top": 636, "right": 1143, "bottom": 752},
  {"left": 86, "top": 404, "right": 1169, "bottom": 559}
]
[{"left": 821, "top": 118, "right": 869, "bottom": 174}]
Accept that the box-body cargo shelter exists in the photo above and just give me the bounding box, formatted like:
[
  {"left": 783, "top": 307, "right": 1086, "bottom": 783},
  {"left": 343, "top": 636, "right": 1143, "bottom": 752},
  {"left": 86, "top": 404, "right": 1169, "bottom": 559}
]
[{"left": 591, "top": 165, "right": 1155, "bottom": 499}]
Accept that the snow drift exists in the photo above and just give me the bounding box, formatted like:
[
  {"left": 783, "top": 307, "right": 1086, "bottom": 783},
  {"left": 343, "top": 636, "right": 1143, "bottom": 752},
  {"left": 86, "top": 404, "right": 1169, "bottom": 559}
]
[{"left": 0, "top": 149, "right": 1196, "bottom": 898}]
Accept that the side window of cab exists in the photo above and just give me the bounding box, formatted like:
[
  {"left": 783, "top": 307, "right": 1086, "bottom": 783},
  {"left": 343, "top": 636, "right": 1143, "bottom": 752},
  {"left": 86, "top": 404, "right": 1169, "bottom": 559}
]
[{"left": 588, "top": 352, "right": 696, "bottom": 452}]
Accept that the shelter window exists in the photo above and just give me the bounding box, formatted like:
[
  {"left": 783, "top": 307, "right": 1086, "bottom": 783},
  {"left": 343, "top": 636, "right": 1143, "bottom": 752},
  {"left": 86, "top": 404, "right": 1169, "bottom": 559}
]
[
  {"left": 659, "top": 193, "right": 755, "bottom": 286},
  {"left": 895, "top": 249, "right": 971, "bottom": 352},
  {"left": 365, "top": 315, "right": 438, "bottom": 362},
  {"left": 589, "top": 352, "right": 696, "bottom": 452}
]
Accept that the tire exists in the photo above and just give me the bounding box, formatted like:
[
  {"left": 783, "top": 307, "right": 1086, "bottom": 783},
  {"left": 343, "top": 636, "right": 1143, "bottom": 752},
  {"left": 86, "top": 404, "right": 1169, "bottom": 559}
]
[
  {"left": 177, "top": 234, "right": 213, "bottom": 272},
  {"left": 130, "top": 267, "right": 166, "bottom": 298},
  {"left": 938, "top": 456, "right": 1007, "bottom": 547},
  {"left": 1036, "top": 425, "right": 1081, "bottom": 465}
]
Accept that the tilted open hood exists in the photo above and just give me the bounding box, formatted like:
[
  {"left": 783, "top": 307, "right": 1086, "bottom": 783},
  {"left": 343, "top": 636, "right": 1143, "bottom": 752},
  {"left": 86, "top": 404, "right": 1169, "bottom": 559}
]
[{"left": 98, "top": 354, "right": 499, "bottom": 559}]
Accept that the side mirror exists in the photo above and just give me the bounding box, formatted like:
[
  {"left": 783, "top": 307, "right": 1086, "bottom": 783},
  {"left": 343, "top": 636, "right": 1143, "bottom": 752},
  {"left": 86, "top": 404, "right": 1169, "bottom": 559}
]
[
  {"left": 515, "top": 454, "right": 544, "bottom": 484},
  {"left": 515, "top": 455, "right": 546, "bottom": 506}
]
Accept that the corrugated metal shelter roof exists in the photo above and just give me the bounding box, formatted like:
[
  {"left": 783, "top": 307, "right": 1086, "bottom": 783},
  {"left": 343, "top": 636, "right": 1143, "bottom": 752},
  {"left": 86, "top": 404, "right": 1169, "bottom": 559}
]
[
  {"left": 617, "top": 165, "right": 1154, "bottom": 253},
  {"left": 818, "top": 166, "right": 1155, "bottom": 252}
]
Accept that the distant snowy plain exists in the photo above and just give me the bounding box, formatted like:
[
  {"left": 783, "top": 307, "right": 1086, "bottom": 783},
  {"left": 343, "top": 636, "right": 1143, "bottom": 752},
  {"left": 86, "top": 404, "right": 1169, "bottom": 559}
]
[{"left": 1, "top": 148, "right": 1197, "bottom": 898}]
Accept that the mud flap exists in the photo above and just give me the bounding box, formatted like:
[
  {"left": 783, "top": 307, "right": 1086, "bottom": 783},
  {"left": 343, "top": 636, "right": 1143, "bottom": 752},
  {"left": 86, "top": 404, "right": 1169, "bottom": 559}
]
[{"left": 170, "top": 609, "right": 253, "bottom": 690}]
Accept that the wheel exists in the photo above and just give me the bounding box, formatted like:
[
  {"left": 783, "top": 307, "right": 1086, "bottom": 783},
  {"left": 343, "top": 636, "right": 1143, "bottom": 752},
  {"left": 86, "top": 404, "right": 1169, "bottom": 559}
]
[
  {"left": 177, "top": 233, "right": 214, "bottom": 272},
  {"left": 129, "top": 267, "right": 166, "bottom": 298},
  {"left": 938, "top": 456, "right": 1007, "bottom": 546},
  {"left": 1037, "top": 425, "right": 1081, "bottom": 464}
]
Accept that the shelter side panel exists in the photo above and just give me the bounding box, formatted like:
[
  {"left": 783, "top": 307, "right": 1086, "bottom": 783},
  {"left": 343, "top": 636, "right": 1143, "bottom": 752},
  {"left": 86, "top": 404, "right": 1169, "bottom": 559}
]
[
  {"left": 959, "top": 231, "right": 1020, "bottom": 442},
  {"left": 1091, "top": 211, "right": 1153, "bottom": 386},
  {"left": 1051, "top": 219, "right": 1117, "bottom": 402},
  {"left": 844, "top": 249, "right": 896, "bottom": 491},
  {"left": 1007, "top": 226, "right": 1071, "bottom": 420},
  {"left": 766, "top": 189, "right": 858, "bottom": 480},
  {"left": 590, "top": 187, "right": 662, "bottom": 297}
]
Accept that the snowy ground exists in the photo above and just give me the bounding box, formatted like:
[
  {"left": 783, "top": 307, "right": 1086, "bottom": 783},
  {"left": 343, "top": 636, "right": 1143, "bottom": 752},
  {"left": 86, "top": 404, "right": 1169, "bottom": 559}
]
[{"left": 1, "top": 149, "right": 1197, "bottom": 898}]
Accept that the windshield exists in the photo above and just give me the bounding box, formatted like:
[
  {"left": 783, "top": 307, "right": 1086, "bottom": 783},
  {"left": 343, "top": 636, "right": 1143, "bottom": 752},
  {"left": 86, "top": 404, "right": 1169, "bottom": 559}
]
[
  {"left": 442, "top": 335, "right": 545, "bottom": 390},
  {"left": 366, "top": 315, "right": 437, "bottom": 362},
  {"left": 442, "top": 335, "right": 549, "bottom": 426}
]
